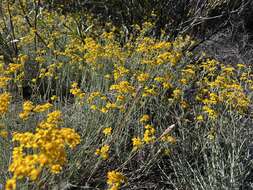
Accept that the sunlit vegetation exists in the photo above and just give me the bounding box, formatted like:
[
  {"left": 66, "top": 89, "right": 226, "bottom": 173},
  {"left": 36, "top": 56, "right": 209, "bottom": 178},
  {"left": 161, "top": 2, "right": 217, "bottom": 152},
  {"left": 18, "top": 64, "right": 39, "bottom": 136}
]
[{"left": 0, "top": 1, "right": 253, "bottom": 189}]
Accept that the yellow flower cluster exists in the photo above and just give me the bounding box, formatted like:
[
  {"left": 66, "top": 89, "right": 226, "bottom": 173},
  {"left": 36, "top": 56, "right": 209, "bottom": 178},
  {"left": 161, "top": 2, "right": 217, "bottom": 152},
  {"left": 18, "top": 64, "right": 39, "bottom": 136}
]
[
  {"left": 0, "top": 76, "right": 11, "bottom": 88},
  {"left": 33, "top": 102, "right": 53, "bottom": 113},
  {"left": 2, "top": 2, "right": 253, "bottom": 189},
  {"left": 132, "top": 115, "right": 156, "bottom": 150},
  {"left": 107, "top": 170, "right": 126, "bottom": 190},
  {"left": 110, "top": 81, "right": 135, "bottom": 95},
  {"left": 7, "top": 111, "right": 80, "bottom": 189},
  {"left": 137, "top": 73, "right": 150, "bottom": 82},
  {"left": 95, "top": 144, "right": 110, "bottom": 160},
  {"left": 113, "top": 65, "right": 129, "bottom": 81},
  {"left": 143, "top": 124, "right": 156, "bottom": 144},
  {"left": 19, "top": 101, "right": 53, "bottom": 120},
  {"left": 103, "top": 127, "right": 112, "bottom": 136},
  {"left": 195, "top": 59, "right": 250, "bottom": 119},
  {"left": 0, "top": 56, "right": 24, "bottom": 89},
  {"left": 139, "top": 114, "right": 150, "bottom": 123},
  {"left": 70, "top": 82, "right": 85, "bottom": 100},
  {"left": 133, "top": 115, "right": 177, "bottom": 151},
  {"left": 5, "top": 179, "right": 16, "bottom": 190},
  {"left": 60, "top": 27, "right": 196, "bottom": 118},
  {"left": 73, "top": 88, "right": 125, "bottom": 113},
  {"left": 4, "top": 63, "right": 23, "bottom": 75},
  {"left": 19, "top": 101, "right": 34, "bottom": 120},
  {"left": 0, "top": 92, "right": 11, "bottom": 116},
  {"left": 132, "top": 137, "right": 143, "bottom": 151}
]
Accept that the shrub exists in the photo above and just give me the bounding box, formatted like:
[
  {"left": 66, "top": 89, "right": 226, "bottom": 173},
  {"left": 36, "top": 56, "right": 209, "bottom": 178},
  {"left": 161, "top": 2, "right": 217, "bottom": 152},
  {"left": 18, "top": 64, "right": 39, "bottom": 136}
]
[{"left": 0, "top": 1, "right": 253, "bottom": 189}]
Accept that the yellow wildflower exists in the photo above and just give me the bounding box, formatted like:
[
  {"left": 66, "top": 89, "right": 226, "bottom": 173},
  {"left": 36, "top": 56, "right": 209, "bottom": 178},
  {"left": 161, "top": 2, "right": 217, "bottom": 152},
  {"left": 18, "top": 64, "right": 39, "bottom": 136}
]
[
  {"left": 143, "top": 86, "right": 157, "bottom": 97},
  {"left": 139, "top": 114, "right": 150, "bottom": 123},
  {"left": 19, "top": 101, "right": 34, "bottom": 120},
  {"left": 90, "top": 105, "right": 97, "bottom": 111},
  {"left": 5, "top": 63, "right": 22, "bottom": 74},
  {"left": 105, "top": 102, "right": 117, "bottom": 110},
  {"left": 107, "top": 170, "right": 126, "bottom": 190},
  {"left": 50, "top": 95, "right": 58, "bottom": 101},
  {"left": 5, "top": 178, "right": 16, "bottom": 190},
  {"left": 103, "top": 127, "right": 112, "bottom": 136},
  {"left": 172, "top": 89, "right": 182, "bottom": 99},
  {"left": 196, "top": 115, "right": 204, "bottom": 122},
  {"left": 30, "top": 168, "right": 41, "bottom": 181},
  {"left": 0, "top": 92, "right": 11, "bottom": 116},
  {"left": 100, "top": 107, "right": 109, "bottom": 113},
  {"left": 50, "top": 164, "right": 62, "bottom": 174},
  {"left": 0, "top": 76, "right": 11, "bottom": 88},
  {"left": 203, "top": 106, "right": 217, "bottom": 119},
  {"left": 143, "top": 124, "right": 156, "bottom": 144},
  {"left": 132, "top": 137, "right": 143, "bottom": 150},
  {"left": 9, "top": 110, "right": 80, "bottom": 184},
  {"left": 70, "top": 82, "right": 85, "bottom": 99},
  {"left": 110, "top": 81, "right": 135, "bottom": 94},
  {"left": 137, "top": 73, "right": 149, "bottom": 82},
  {"left": 33, "top": 103, "right": 53, "bottom": 113},
  {"left": 96, "top": 145, "right": 110, "bottom": 160}
]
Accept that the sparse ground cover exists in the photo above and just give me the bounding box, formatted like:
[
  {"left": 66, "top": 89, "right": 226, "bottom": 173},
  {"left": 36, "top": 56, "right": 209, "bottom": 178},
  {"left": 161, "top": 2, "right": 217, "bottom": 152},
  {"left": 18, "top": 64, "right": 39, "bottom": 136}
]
[{"left": 0, "top": 1, "right": 253, "bottom": 190}]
